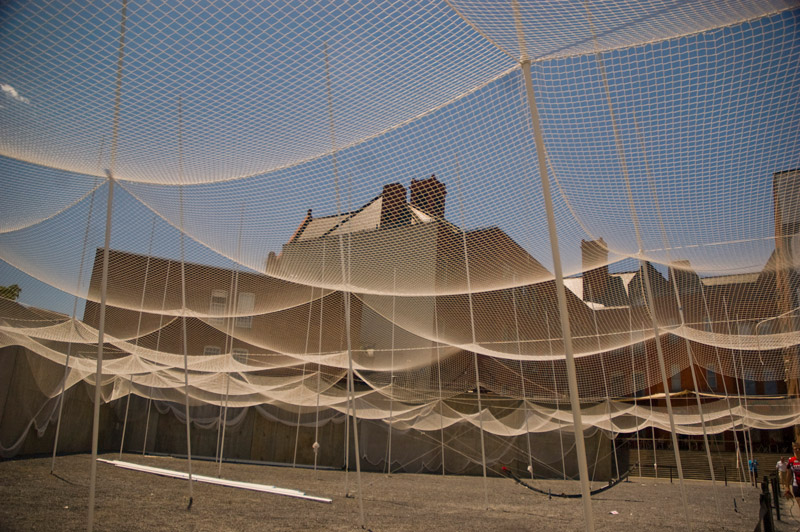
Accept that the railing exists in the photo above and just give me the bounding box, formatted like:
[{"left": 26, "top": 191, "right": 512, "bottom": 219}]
[{"left": 619, "top": 436, "right": 789, "bottom": 454}]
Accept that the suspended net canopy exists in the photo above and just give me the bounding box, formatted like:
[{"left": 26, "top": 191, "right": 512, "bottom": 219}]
[{"left": 1, "top": 0, "right": 799, "bottom": 457}]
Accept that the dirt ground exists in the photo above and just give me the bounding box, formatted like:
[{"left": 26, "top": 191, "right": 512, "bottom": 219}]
[{"left": 0, "top": 453, "right": 795, "bottom": 531}]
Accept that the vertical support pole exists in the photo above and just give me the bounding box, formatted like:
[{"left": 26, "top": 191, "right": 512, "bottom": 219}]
[
  {"left": 668, "top": 267, "right": 720, "bottom": 516},
  {"left": 52, "top": 185, "right": 99, "bottom": 473},
  {"left": 432, "top": 295, "right": 447, "bottom": 476},
  {"left": 216, "top": 267, "right": 237, "bottom": 466},
  {"left": 453, "top": 154, "right": 489, "bottom": 509},
  {"left": 119, "top": 232, "right": 156, "bottom": 460},
  {"left": 640, "top": 262, "right": 691, "bottom": 527},
  {"left": 511, "top": 281, "right": 534, "bottom": 479},
  {"left": 293, "top": 286, "right": 316, "bottom": 468},
  {"left": 88, "top": 0, "right": 126, "bottom": 528},
  {"left": 722, "top": 297, "right": 752, "bottom": 486},
  {"left": 387, "top": 269, "right": 396, "bottom": 476},
  {"left": 512, "top": 2, "right": 594, "bottom": 528},
  {"left": 177, "top": 94, "right": 194, "bottom": 508},
  {"left": 324, "top": 41, "right": 365, "bottom": 527},
  {"left": 118, "top": 378, "right": 133, "bottom": 459},
  {"left": 52, "top": 342, "right": 75, "bottom": 472},
  {"left": 87, "top": 176, "right": 114, "bottom": 532},
  {"left": 579, "top": 1, "right": 691, "bottom": 526},
  {"left": 628, "top": 305, "right": 642, "bottom": 478},
  {"left": 143, "top": 261, "right": 171, "bottom": 455},
  {"left": 698, "top": 282, "right": 745, "bottom": 498},
  {"left": 545, "top": 308, "right": 567, "bottom": 480},
  {"left": 585, "top": 281, "right": 620, "bottom": 479},
  {"left": 314, "top": 245, "right": 326, "bottom": 474}
]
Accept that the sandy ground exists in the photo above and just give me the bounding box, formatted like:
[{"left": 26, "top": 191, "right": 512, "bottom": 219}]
[{"left": 0, "top": 453, "right": 795, "bottom": 531}]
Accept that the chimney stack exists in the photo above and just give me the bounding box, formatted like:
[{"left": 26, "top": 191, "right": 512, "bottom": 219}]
[
  {"left": 380, "top": 183, "right": 410, "bottom": 229},
  {"left": 410, "top": 174, "right": 447, "bottom": 219}
]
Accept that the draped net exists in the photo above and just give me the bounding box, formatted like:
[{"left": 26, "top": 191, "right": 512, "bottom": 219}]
[{"left": 1, "top": 1, "right": 799, "bottom": 460}]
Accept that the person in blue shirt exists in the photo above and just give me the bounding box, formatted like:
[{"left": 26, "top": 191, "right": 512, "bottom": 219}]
[{"left": 749, "top": 458, "right": 759, "bottom": 486}]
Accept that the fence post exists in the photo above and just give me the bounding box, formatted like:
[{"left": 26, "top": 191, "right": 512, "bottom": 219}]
[
  {"left": 771, "top": 475, "right": 781, "bottom": 522},
  {"left": 761, "top": 476, "right": 774, "bottom": 532},
  {"left": 670, "top": 466, "right": 673, "bottom": 484},
  {"left": 724, "top": 466, "right": 727, "bottom": 487}
]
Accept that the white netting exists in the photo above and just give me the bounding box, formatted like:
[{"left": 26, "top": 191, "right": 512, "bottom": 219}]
[{"left": 1, "top": 0, "right": 799, "bottom": 473}]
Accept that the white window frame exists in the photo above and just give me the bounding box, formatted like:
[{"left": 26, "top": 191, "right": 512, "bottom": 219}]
[
  {"left": 235, "top": 292, "right": 255, "bottom": 328},
  {"left": 209, "top": 289, "right": 227, "bottom": 325},
  {"left": 232, "top": 347, "right": 249, "bottom": 363}
]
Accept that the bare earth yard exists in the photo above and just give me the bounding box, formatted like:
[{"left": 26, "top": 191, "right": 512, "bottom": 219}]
[{"left": 0, "top": 453, "right": 795, "bottom": 531}]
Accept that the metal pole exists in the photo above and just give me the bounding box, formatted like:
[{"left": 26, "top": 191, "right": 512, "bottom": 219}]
[
  {"left": 387, "top": 269, "right": 396, "bottom": 476},
  {"left": 545, "top": 308, "right": 567, "bottom": 480},
  {"left": 143, "top": 261, "right": 171, "bottom": 455},
  {"left": 119, "top": 232, "right": 156, "bottom": 460},
  {"left": 668, "top": 267, "right": 720, "bottom": 516},
  {"left": 52, "top": 184, "right": 99, "bottom": 473},
  {"left": 177, "top": 95, "right": 194, "bottom": 507},
  {"left": 87, "top": 175, "right": 114, "bottom": 532},
  {"left": 88, "top": 0, "right": 126, "bottom": 526},
  {"left": 433, "top": 296, "right": 447, "bottom": 476},
  {"left": 511, "top": 281, "right": 534, "bottom": 479},
  {"left": 580, "top": 1, "right": 691, "bottom": 525},
  {"left": 512, "top": 2, "right": 594, "bottom": 528},
  {"left": 453, "top": 154, "right": 489, "bottom": 509},
  {"left": 293, "top": 286, "right": 316, "bottom": 468},
  {"left": 324, "top": 41, "right": 365, "bottom": 527},
  {"left": 313, "top": 245, "right": 326, "bottom": 474}
]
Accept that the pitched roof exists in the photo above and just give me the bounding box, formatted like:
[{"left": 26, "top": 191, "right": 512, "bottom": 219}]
[{"left": 289, "top": 193, "right": 446, "bottom": 243}]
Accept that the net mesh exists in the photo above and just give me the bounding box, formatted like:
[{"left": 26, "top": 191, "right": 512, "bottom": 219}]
[{"left": 1, "top": 1, "right": 799, "bottom": 459}]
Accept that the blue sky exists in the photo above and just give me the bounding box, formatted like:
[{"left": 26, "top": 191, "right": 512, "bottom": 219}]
[{"left": 0, "top": 4, "right": 798, "bottom": 314}]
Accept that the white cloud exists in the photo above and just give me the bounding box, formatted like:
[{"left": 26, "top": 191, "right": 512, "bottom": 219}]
[{"left": 1, "top": 83, "right": 30, "bottom": 104}]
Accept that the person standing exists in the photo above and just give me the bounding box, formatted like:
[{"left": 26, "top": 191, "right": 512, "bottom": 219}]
[
  {"left": 777, "top": 456, "right": 790, "bottom": 493},
  {"left": 749, "top": 457, "right": 759, "bottom": 486},
  {"left": 788, "top": 446, "right": 800, "bottom": 505}
]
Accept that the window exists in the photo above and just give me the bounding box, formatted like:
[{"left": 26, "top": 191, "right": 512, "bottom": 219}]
[
  {"left": 209, "top": 289, "right": 227, "bottom": 325},
  {"left": 203, "top": 345, "right": 221, "bottom": 356},
  {"left": 706, "top": 365, "right": 717, "bottom": 390},
  {"left": 764, "top": 369, "right": 778, "bottom": 395},
  {"left": 633, "top": 372, "right": 646, "bottom": 397},
  {"left": 235, "top": 292, "right": 255, "bottom": 328},
  {"left": 610, "top": 373, "right": 624, "bottom": 398},
  {"left": 232, "top": 348, "right": 249, "bottom": 363},
  {"left": 670, "top": 364, "right": 681, "bottom": 392},
  {"left": 744, "top": 370, "right": 757, "bottom": 395}
]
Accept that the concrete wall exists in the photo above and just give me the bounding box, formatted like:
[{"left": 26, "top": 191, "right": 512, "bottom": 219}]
[
  {"left": 0, "top": 346, "right": 117, "bottom": 458},
  {"left": 1, "top": 345, "right": 616, "bottom": 479}
]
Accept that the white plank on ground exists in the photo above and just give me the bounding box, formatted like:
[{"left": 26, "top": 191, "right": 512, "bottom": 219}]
[{"left": 97, "top": 459, "right": 332, "bottom": 503}]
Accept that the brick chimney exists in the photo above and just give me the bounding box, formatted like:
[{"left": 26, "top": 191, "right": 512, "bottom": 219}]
[
  {"left": 410, "top": 174, "right": 447, "bottom": 219},
  {"left": 581, "top": 238, "right": 609, "bottom": 304},
  {"left": 380, "top": 183, "right": 410, "bottom": 229}
]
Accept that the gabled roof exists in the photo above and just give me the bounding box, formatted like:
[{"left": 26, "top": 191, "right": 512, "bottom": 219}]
[
  {"left": 563, "top": 272, "right": 638, "bottom": 310},
  {"left": 289, "top": 193, "right": 446, "bottom": 243}
]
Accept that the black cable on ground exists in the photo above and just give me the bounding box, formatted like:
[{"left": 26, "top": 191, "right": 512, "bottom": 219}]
[{"left": 500, "top": 463, "right": 636, "bottom": 499}]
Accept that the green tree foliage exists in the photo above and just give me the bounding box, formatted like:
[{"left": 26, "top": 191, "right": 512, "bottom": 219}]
[{"left": 0, "top": 284, "right": 21, "bottom": 301}]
